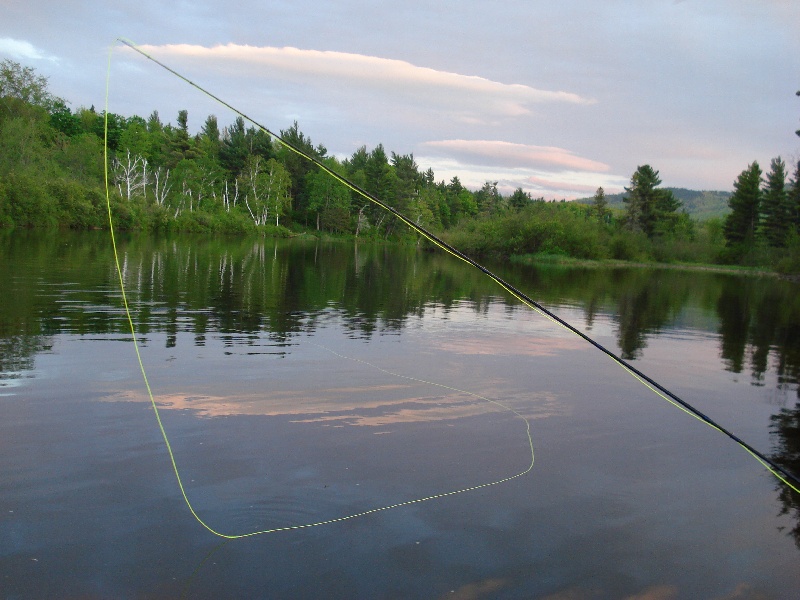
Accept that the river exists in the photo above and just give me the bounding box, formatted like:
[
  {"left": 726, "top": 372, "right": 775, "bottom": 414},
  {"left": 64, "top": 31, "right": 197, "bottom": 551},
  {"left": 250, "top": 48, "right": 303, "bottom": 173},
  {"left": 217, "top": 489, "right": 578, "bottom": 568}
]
[{"left": 1, "top": 230, "right": 799, "bottom": 598}]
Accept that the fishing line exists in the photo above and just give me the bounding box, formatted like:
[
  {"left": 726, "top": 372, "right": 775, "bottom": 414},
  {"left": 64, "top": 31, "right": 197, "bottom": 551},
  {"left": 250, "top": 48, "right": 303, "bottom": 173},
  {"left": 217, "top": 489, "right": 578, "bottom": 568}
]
[
  {"left": 105, "top": 42, "right": 535, "bottom": 539},
  {"left": 106, "top": 38, "right": 799, "bottom": 535}
]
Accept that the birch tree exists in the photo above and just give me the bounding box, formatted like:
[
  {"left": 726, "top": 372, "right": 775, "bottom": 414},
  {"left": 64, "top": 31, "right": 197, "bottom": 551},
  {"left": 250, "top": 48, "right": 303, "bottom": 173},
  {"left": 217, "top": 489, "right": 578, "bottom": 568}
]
[
  {"left": 240, "top": 156, "right": 291, "bottom": 226},
  {"left": 112, "top": 150, "right": 147, "bottom": 201},
  {"left": 152, "top": 167, "right": 171, "bottom": 207}
]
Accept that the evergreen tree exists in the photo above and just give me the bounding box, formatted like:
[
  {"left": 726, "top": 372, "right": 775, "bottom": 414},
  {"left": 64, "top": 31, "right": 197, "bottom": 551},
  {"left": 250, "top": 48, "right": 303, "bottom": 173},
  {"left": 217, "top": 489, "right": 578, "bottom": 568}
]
[
  {"left": 165, "top": 109, "right": 199, "bottom": 167},
  {"left": 592, "top": 186, "right": 610, "bottom": 222},
  {"left": 391, "top": 152, "right": 420, "bottom": 215},
  {"left": 509, "top": 187, "right": 531, "bottom": 211},
  {"left": 220, "top": 116, "right": 249, "bottom": 176},
  {"left": 146, "top": 110, "right": 163, "bottom": 134},
  {"left": 278, "top": 121, "right": 324, "bottom": 218},
  {"left": 476, "top": 181, "right": 503, "bottom": 215},
  {"left": 723, "top": 162, "right": 762, "bottom": 247},
  {"left": 306, "top": 158, "right": 351, "bottom": 231},
  {"left": 788, "top": 160, "right": 800, "bottom": 233},
  {"left": 365, "top": 144, "right": 392, "bottom": 198},
  {"left": 761, "top": 157, "right": 789, "bottom": 247},
  {"left": 623, "top": 165, "right": 679, "bottom": 237},
  {"left": 198, "top": 114, "right": 221, "bottom": 159}
]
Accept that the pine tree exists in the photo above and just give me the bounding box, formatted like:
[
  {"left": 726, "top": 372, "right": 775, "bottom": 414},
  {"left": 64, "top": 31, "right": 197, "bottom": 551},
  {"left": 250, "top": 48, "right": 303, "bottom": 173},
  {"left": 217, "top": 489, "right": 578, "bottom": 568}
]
[
  {"left": 509, "top": 187, "right": 532, "bottom": 211},
  {"left": 788, "top": 160, "right": 800, "bottom": 235},
  {"left": 165, "top": 109, "right": 198, "bottom": 167},
  {"left": 623, "top": 165, "right": 679, "bottom": 237},
  {"left": 761, "top": 157, "right": 789, "bottom": 247},
  {"left": 723, "top": 162, "right": 762, "bottom": 247},
  {"left": 592, "top": 186, "right": 610, "bottom": 222},
  {"left": 220, "top": 116, "right": 249, "bottom": 176}
]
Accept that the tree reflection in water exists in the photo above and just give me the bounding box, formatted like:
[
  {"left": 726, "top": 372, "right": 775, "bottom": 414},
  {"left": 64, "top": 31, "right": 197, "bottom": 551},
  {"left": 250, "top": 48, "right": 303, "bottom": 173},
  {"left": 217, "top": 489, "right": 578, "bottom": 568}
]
[
  {"left": 2, "top": 230, "right": 800, "bottom": 544},
  {"left": 771, "top": 403, "right": 800, "bottom": 548}
]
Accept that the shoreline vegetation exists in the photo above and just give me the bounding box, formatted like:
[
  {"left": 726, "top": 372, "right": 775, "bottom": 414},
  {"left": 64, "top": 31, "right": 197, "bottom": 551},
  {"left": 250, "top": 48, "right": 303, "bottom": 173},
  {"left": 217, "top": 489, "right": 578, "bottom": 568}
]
[
  {"left": 1, "top": 59, "right": 799, "bottom": 276},
  {"left": 510, "top": 252, "right": 780, "bottom": 278}
]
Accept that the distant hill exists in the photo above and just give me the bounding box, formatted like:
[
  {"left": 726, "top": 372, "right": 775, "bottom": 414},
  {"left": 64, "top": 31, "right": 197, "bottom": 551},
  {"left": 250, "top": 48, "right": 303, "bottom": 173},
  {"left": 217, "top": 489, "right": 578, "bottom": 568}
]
[{"left": 576, "top": 188, "right": 732, "bottom": 221}]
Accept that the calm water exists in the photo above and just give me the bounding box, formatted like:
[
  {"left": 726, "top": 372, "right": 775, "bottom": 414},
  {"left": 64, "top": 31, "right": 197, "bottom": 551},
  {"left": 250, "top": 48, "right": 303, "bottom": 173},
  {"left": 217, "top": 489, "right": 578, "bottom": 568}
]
[{"left": 1, "top": 230, "right": 799, "bottom": 599}]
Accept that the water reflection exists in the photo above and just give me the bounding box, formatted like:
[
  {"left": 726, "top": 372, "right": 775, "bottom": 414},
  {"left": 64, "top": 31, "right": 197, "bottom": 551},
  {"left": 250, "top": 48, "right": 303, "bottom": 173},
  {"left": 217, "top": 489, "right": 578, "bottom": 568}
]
[
  {"left": 3, "top": 231, "right": 800, "bottom": 573},
  {"left": 771, "top": 401, "right": 800, "bottom": 549},
  {"left": 3, "top": 230, "right": 800, "bottom": 395},
  {"left": 3, "top": 231, "right": 800, "bottom": 409},
  {"left": 0, "top": 335, "right": 51, "bottom": 395}
]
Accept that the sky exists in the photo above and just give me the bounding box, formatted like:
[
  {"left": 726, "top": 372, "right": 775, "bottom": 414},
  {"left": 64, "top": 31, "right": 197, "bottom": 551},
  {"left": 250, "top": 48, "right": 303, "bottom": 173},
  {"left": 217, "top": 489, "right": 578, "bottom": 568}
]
[{"left": 1, "top": 0, "right": 799, "bottom": 199}]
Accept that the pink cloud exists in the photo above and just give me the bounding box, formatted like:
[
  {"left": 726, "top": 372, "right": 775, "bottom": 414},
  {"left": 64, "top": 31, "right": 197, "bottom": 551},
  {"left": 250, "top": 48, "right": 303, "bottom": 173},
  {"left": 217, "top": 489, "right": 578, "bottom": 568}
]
[
  {"left": 127, "top": 43, "right": 594, "bottom": 119},
  {"left": 420, "top": 140, "right": 610, "bottom": 172}
]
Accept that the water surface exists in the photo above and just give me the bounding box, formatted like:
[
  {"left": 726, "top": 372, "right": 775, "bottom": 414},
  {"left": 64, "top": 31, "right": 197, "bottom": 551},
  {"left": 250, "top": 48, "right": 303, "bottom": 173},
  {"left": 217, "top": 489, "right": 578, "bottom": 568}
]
[{"left": 1, "top": 231, "right": 799, "bottom": 599}]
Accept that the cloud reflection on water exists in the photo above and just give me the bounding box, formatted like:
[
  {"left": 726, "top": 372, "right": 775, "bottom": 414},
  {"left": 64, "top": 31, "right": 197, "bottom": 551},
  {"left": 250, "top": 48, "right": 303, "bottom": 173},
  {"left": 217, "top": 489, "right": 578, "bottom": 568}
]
[{"left": 106, "top": 383, "right": 563, "bottom": 426}]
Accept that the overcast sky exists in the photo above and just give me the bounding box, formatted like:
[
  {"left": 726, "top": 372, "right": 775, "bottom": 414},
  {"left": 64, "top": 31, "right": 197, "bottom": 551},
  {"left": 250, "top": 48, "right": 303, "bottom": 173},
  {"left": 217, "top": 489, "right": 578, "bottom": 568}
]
[{"left": 2, "top": 0, "right": 798, "bottom": 198}]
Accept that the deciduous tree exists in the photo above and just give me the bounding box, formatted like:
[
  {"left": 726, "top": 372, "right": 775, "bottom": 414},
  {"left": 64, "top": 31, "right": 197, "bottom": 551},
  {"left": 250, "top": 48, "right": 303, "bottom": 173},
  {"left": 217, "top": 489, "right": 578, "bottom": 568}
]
[{"left": 0, "top": 59, "right": 61, "bottom": 110}]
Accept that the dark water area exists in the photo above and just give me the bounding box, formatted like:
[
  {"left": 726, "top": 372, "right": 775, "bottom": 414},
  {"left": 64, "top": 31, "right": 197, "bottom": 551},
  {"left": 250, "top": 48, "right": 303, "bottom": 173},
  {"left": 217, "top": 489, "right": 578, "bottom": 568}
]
[{"left": 1, "top": 230, "right": 799, "bottom": 599}]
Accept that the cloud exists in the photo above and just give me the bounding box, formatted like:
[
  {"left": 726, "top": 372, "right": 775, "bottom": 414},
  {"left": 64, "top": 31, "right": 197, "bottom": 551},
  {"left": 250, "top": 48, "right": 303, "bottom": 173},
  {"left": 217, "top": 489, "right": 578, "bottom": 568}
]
[
  {"left": 411, "top": 154, "right": 627, "bottom": 199},
  {"left": 0, "top": 37, "right": 58, "bottom": 62},
  {"left": 125, "top": 42, "right": 595, "bottom": 120},
  {"left": 420, "top": 140, "right": 610, "bottom": 172}
]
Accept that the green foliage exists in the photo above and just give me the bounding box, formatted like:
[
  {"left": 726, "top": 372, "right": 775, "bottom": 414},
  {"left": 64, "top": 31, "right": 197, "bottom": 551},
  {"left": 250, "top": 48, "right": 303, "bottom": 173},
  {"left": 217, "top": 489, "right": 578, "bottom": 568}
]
[
  {"left": 53, "top": 133, "right": 105, "bottom": 183},
  {"left": 3, "top": 170, "right": 58, "bottom": 227},
  {"left": 761, "top": 157, "right": 790, "bottom": 247},
  {"left": 608, "top": 230, "right": 650, "bottom": 261},
  {"left": 724, "top": 162, "right": 762, "bottom": 250},
  {"left": 0, "top": 175, "right": 11, "bottom": 227},
  {"left": 49, "top": 100, "right": 82, "bottom": 137},
  {"left": 509, "top": 187, "right": 531, "bottom": 211},
  {"left": 0, "top": 111, "right": 53, "bottom": 175},
  {"left": 47, "top": 179, "right": 103, "bottom": 229},
  {"left": 577, "top": 187, "right": 732, "bottom": 221},
  {"left": 475, "top": 181, "right": 504, "bottom": 216},
  {"left": 445, "top": 202, "right": 609, "bottom": 260},
  {"left": 592, "top": 186, "right": 610, "bottom": 222},
  {"left": 0, "top": 59, "right": 62, "bottom": 110},
  {"left": 623, "top": 165, "right": 682, "bottom": 237},
  {"left": 0, "top": 58, "right": 796, "bottom": 274},
  {"left": 774, "top": 232, "right": 800, "bottom": 275},
  {"left": 278, "top": 120, "right": 321, "bottom": 215},
  {"left": 306, "top": 158, "right": 351, "bottom": 231},
  {"left": 788, "top": 160, "right": 800, "bottom": 226}
]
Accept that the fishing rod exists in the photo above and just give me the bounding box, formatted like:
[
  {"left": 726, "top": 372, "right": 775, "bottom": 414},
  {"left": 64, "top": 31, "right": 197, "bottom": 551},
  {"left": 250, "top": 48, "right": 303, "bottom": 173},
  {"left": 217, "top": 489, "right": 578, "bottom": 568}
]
[{"left": 112, "top": 39, "right": 800, "bottom": 504}]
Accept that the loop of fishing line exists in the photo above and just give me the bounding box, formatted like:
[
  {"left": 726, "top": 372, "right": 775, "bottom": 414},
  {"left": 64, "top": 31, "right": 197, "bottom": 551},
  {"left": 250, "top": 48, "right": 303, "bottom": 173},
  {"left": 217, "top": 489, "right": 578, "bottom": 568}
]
[
  {"left": 104, "top": 42, "right": 535, "bottom": 538},
  {"left": 104, "top": 38, "right": 798, "bottom": 539}
]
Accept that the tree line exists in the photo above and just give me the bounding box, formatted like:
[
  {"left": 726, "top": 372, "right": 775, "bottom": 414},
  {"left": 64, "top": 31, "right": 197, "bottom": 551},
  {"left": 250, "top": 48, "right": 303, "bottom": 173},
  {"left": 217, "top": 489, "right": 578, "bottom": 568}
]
[
  {"left": 2, "top": 58, "right": 800, "bottom": 272},
  {"left": 0, "top": 58, "right": 496, "bottom": 236},
  {"left": 719, "top": 90, "right": 800, "bottom": 267},
  {"left": 723, "top": 155, "right": 800, "bottom": 259}
]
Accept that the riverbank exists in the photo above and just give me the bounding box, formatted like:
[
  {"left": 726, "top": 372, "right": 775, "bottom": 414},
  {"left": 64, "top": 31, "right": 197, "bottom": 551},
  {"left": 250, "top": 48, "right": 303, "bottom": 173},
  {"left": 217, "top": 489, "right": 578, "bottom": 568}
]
[{"left": 509, "top": 251, "right": 781, "bottom": 278}]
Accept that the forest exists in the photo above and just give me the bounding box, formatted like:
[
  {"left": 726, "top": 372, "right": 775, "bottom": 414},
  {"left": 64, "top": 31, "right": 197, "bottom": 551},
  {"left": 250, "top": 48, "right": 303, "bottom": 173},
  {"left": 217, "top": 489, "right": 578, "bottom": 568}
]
[{"left": 1, "top": 58, "right": 800, "bottom": 273}]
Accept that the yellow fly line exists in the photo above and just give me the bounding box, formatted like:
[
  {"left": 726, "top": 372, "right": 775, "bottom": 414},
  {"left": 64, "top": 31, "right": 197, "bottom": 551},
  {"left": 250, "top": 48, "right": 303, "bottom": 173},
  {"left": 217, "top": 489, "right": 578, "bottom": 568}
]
[
  {"left": 103, "top": 39, "right": 799, "bottom": 540},
  {"left": 103, "top": 43, "right": 538, "bottom": 539}
]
